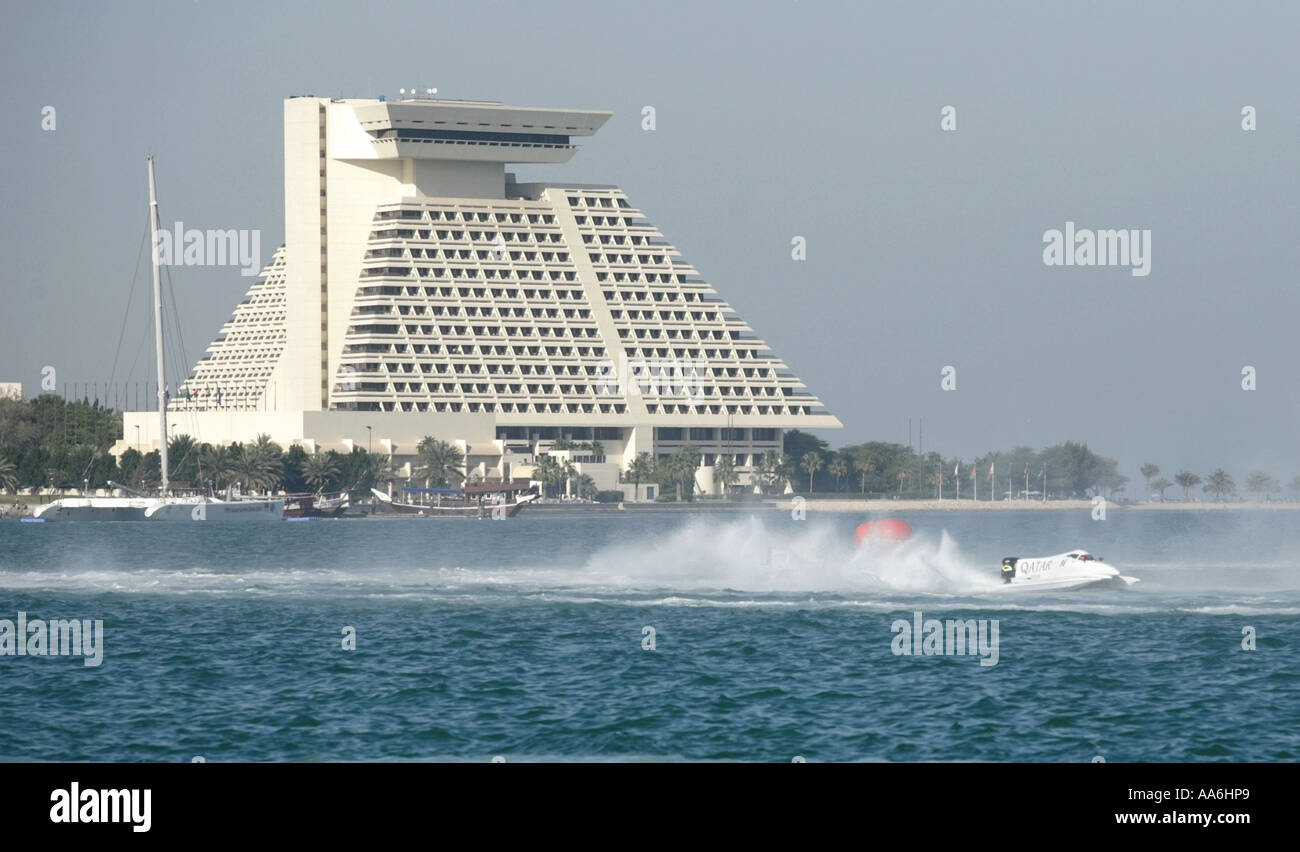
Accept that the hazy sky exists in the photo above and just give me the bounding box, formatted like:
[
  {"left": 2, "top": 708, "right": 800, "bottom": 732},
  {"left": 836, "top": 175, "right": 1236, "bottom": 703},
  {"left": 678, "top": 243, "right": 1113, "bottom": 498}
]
[{"left": 3, "top": 0, "right": 1299, "bottom": 489}]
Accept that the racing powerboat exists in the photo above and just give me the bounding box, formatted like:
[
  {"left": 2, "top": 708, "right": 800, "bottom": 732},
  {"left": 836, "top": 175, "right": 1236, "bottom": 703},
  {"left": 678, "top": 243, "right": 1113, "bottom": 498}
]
[{"left": 999, "top": 550, "right": 1139, "bottom": 591}]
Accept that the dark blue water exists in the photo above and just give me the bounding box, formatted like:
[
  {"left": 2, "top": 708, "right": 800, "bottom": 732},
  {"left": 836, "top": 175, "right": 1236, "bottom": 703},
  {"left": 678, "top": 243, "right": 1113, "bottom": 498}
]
[{"left": 1, "top": 509, "right": 1296, "bottom": 761}]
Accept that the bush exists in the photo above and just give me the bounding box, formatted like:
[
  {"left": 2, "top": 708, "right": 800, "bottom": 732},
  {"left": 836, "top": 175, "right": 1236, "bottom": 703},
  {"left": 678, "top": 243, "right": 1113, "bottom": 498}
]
[{"left": 594, "top": 490, "right": 623, "bottom": 503}]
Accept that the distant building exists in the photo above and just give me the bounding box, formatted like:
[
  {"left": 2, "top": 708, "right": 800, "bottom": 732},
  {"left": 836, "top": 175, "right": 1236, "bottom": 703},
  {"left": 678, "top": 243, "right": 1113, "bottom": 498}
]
[
  {"left": 120, "top": 95, "right": 840, "bottom": 495},
  {"left": 0, "top": 383, "right": 21, "bottom": 401}
]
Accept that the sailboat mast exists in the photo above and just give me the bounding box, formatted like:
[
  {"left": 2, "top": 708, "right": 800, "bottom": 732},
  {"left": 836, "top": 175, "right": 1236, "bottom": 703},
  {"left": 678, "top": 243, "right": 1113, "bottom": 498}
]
[{"left": 147, "top": 156, "right": 169, "bottom": 496}]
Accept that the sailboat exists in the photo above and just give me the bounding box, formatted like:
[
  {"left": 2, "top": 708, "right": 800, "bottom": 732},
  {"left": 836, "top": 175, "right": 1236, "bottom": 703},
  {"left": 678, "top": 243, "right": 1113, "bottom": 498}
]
[{"left": 34, "top": 157, "right": 284, "bottom": 522}]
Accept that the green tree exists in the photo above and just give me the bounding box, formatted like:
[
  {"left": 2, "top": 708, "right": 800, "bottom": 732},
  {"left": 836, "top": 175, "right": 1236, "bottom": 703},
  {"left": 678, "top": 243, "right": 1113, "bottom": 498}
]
[
  {"left": 671, "top": 445, "right": 701, "bottom": 500},
  {"left": 854, "top": 456, "right": 875, "bottom": 494},
  {"left": 1244, "top": 471, "right": 1278, "bottom": 502},
  {"left": 234, "top": 442, "right": 278, "bottom": 493},
  {"left": 1150, "top": 476, "right": 1172, "bottom": 501},
  {"left": 626, "top": 452, "right": 653, "bottom": 500},
  {"left": 168, "top": 434, "right": 200, "bottom": 484},
  {"left": 758, "top": 450, "right": 788, "bottom": 495},
  {"left": 533, "top": 455, "right": 562, "bottom": 498},
  {"left": 1174, "top": 471, "right": 1201, "bottom": 501},
  {"left": 1204, "top": 469, "right": 1235, "bottom": 502},
  {"left": 828, "top": 456, "right": 848, "bottom": 492},
  {"left": 574, "top": 473, "right": 597, "bottom": 499},
  {"left": 0, "top": 456, "right": 16, "bottom": 494},
  {"left": 801, "top": 451, "right": 823, "bottom": 493},
  {"left": 714, "top": 454, "right": 738, "bottom": 497},
  {"left": 301, "top": 450, "right": 341, "bottom": 492},
  {"left": 1139, "top": 462, "right": 1160, "bottom": 497},
  {"left": 782, "top": 430, "right": 829, "bottom": 463},
  {"left": 415, "top": 437, "right": 465, "bottom": 487},
  {"left": 200, "top": 444, "right": 237, "bottom": 490},
  {"left": 281, "top": 445, "right": 309, "bottom": 493}
]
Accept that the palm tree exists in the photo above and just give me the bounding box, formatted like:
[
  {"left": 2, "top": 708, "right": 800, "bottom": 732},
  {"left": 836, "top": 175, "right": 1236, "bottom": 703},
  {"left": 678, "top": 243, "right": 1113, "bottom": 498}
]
[
  {"left": 415, "top": 437, "right": 465, "bottom": 487},
  {"left": 167, "top": 434, "right": 200, "bottom": 484},
  {"left": 1203, "top": 469, "right": 1235, "bottom": 502},
  {"left": 671, "top": 445, "right": 701, "bottom": 500},
  {"left": 358, "top": 452, "right": 398, "bottom": 494},
  {"left": 230, "top": 435, "right": 283, "bottom": 493},
  {"left": 856, "top": 457, "right": 876, "bottom": 494},
  {"left": 801, "top": 451, "right": 822, "bottom": 493},
  {"left": 828, "top": 457, "right": 848, "bottom": 492},
  {"left": 1174, "top": 471, "right": 1201, "bottom": 502},
  {"left": 714, "top": 454, "right": 738, "bottom": 498},
  {"left": 301, "top": 450, "right": 341, "bottom": 493},
  {"left": 0, "top": 457, "right": 16, "bottom": 494},
  {"left": 234, "top": 444, "right": 276, "bottom": 494},
  {"left": 1150, "top": 476, "right": 1172, "bottom": 501},
  {"left": 587, "top": 440, "right": 604, "bottom": 461},
  {"left": 1139, "top": 462, "right": 1160, "bottom": 497},
  {"left": 758, "top": 450, "right": 787, "bottom": 495},
  {"left": 626, "top": 452, "right": 653, "bottom": 501},
  {"left": 533, "top": 455, "right": 562, "bottom": 498},
  {"left": 551, "top": 437, "right": 575, "bottom": 451},
  {"left": 1244, "top": 471, "right": 1279, "bottom": 502},
  {"left": 897, "top": 469, "right": 909, "bottom": 495},
  {"left": 198, "top": 442, "right": 237, "bottom": 489},
  {"left": 574, "top": 473, "right": 597, "bottom": 500}
]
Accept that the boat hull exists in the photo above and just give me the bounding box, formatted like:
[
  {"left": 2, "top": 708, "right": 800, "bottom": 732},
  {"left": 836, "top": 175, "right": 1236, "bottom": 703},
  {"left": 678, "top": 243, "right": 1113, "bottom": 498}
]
[
  {"left": 1000, "top": 550, "right": 1139, "bottom": 591},
  {"left": 143, "top": 500, "right": 285, "bottom": 522},
  {"left": 33, "top": 498, "right": 156, "bottom": 522}
]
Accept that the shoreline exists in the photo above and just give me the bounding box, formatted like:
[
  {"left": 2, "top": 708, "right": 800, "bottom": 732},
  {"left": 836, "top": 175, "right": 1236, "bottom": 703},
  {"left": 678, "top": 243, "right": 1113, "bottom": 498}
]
[
  {"left": 6, "top": 497, "right": 1297, "bottom": 521},
  {"left": 783, "top": 498, "right": 1300, "bottom": 513}
]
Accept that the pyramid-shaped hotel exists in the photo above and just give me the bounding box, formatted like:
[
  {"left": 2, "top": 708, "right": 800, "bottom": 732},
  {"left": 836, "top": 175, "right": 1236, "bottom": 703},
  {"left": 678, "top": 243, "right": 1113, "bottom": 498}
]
[{"left": 121, "top": 95, "right": 840, "bottom": 495}]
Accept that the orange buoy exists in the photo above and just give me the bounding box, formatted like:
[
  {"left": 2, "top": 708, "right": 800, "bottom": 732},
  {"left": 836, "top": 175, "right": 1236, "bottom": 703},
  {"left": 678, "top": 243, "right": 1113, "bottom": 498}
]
[{"left": 854, "top": 518, "right": 913, "bottom": 546}]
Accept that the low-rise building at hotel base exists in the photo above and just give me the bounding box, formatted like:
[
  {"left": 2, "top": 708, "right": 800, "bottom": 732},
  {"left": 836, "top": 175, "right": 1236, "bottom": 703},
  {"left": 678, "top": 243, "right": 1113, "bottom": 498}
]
[{"left": 117, "top": 409, "right": 827, "bottom": 497}]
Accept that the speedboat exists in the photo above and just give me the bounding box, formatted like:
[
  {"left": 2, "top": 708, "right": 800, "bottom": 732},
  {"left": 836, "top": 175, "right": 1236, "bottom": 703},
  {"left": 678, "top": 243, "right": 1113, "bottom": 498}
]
[{"left": 999, "top": 550, "right": 1139, "bottom": 591}]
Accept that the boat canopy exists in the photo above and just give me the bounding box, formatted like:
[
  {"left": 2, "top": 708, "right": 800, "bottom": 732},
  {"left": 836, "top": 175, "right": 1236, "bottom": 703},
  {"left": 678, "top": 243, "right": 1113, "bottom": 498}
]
[{"left": 403, "top": 486, "right": 463, "bottom": 495}]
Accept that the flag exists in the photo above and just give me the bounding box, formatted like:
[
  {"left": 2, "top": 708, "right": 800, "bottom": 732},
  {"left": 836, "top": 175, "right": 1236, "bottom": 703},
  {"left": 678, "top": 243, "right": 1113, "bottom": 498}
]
[
  {"left": 971, "top": 464, "right": 977, "bottom": 479},
  {"left": 987, "top": 461, "right": 994, "bottom": 480},
  {"left": 954, "top": 461, "right": 959, "bottom": 476}
]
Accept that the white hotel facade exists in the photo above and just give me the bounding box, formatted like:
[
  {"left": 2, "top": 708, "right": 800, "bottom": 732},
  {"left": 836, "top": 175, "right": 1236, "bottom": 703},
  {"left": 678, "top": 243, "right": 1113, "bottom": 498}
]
[{"left": 120, "top": 95, "right": 840, "bottom": 496}]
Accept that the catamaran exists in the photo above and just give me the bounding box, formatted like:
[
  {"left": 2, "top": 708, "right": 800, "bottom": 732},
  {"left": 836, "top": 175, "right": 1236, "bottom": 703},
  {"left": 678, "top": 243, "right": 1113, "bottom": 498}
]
[{"left": 33, "top": 157, "right": 284, "bottom": 522}]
